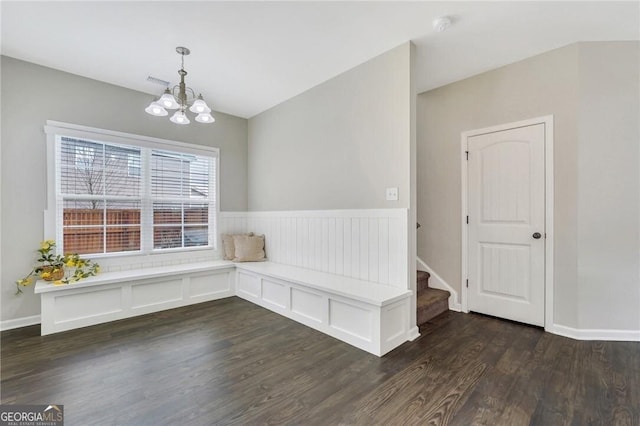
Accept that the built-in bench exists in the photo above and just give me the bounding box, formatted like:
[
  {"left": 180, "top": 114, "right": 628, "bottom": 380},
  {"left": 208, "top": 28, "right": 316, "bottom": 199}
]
[
  {"left": 234, "top": 262, "right": 412, "bottom": 356},
  {"left": 35, "top": 261, "right": 236, "bottom": 335},
  {"left": 35, "top": 260, "right": 413, "bottom": 356}
]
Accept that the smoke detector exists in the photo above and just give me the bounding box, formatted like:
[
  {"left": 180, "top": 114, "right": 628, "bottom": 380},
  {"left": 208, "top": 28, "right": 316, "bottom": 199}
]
[{"left": 433, "top": 16, "right": 452, "bottom": 33}]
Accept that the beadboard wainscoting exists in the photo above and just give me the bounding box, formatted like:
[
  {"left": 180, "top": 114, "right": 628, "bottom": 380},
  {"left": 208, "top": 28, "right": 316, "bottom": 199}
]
[{"left": 219, "top": 209, "right": 409, "bottom": 289}]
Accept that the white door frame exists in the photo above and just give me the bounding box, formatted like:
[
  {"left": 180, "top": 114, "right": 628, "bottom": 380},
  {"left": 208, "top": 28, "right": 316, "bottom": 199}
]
[{"left": 461, "top": 115, "right": 554, "bottom": 329}]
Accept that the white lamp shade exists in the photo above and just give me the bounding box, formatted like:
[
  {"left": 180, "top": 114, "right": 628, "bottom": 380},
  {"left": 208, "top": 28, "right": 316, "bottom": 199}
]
[
  {"left": 170, "top": 110, "right": 190, "bottom": 125},
  {"left": 159, "top": 90, "right": 180, "bottom": 109},
  {"left": 145, "top": 101, "right": 168, "bottom": 117},
  {"left": 189, "top": 97, "right": 211, "bottom": 114},
  {"left": 195, "top": 113, "right": 215, "bottom": 123}
]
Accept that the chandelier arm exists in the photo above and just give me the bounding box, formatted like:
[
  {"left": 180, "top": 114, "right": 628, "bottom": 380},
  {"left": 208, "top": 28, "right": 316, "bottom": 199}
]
[
  {"left": 171, "top": 85, "right": 196, "bottom": 107},
  {"left": 184, "top": 87, "right": 196, "bottom": 104}
]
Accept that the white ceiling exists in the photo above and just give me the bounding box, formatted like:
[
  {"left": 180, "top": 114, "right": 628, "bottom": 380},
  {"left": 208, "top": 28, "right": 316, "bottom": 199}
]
[{"left": 2, "top": 1, "right": 638, "bottom": 119}]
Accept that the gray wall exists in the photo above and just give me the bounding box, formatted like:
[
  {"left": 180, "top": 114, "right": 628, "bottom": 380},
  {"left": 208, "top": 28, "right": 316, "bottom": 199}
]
[
  {"left": 417, "top": 41, "right": 639, "bottom": 331},
  {"left": 576, "top": 43, "right": 640, "bottom": 330},
  {"left": 248, "top": 43, "right": 413, "bottom": 211},
  {"left": 1, "top": 56, "right": 248, "bottom": 322}
]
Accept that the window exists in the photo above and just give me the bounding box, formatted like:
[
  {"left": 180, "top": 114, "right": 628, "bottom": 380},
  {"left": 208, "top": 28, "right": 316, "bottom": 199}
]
[
  {"left": 151, "top": 151, "right": 210, "bottom": 249},
  {"left": 62, "top": 138, "right": 142, "bottom": 254},
  {"left": 49, "top": 122, "right": 218, "bottom": 257}
]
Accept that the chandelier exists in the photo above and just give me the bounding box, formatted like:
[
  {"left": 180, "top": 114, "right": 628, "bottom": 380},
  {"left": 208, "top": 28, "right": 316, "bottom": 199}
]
[{"left": 145, "top": 46, "right": 215, "bottom": 125}]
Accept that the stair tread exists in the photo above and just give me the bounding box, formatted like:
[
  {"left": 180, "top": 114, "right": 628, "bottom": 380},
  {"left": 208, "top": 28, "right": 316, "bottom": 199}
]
[
  {"left": 417, "top": 288, "right": 450, "bottom": 305},
  {"left": 416, "top": 294, "right": 449, "bottom": 324},
  {"left": 416, "top": 270, "right": 431, "bottom": 292},
  {"left": 416, "top": 270, "right": 450, "bottom": 325},
  {"left": 417, "top": 270, "right": 430, "bottom": 281}
]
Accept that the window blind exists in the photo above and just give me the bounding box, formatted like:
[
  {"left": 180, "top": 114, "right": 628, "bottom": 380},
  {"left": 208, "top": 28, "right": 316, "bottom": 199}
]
[
  {"left": 150, "top": 150, "right": 214, "bottom": 250},
  {"left": 56, "top": 135, "right": 216, "bottom": 256}
]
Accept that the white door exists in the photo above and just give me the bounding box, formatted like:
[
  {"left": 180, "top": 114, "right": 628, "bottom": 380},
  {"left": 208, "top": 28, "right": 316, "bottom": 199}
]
[{"left": 467, "top": 123, "right": 545, "bottom": 326}]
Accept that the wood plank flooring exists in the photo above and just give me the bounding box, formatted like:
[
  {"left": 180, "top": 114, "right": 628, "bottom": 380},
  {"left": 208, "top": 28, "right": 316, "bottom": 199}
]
[{"left": 2, "top": 297, "right": 639, "bottom": 425}]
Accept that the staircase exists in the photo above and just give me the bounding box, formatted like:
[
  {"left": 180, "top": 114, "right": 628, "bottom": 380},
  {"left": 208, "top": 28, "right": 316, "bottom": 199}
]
[{"left": 417, "top": 270, "right": 450, "bottom": 326}]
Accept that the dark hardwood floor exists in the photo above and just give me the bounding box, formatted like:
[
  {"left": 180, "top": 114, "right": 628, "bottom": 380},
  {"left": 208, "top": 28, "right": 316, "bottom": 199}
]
[{"left": 2, "top": 297, "right": 639, "bottom": 425}]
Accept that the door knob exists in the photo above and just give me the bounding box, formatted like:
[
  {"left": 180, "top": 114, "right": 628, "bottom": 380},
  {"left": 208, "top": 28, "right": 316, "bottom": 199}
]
[{"left": 532, "top": 232, "right": 542, "bottom": 239}]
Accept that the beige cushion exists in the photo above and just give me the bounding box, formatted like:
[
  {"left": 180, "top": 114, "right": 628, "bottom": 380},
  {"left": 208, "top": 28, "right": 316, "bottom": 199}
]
[
  {"left": 221, "top": 232, "right": 254, "bottom": 260},
  {"left": 232, "top": 234, "right": 266, "bottom": 262},
  {"left": 221, "top": 234, "right": 236, "bottom": 260}
]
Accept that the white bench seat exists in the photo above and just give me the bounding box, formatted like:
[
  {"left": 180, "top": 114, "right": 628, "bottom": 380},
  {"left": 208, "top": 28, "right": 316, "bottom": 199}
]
[
  {"left": 34, "top": 260, "right": 413, "bottom": 356},
  {"left": 34, "top": 260, "right": 236, "bottom": 335},
  {"left": 234, "top": 261, "right": 412, "bottom": 356},
  {"left": 234, "top": 262, "right": 410, "bottom": 307},
  {"left": 34, "top": 260, "right": 235, "bottom": 294}
]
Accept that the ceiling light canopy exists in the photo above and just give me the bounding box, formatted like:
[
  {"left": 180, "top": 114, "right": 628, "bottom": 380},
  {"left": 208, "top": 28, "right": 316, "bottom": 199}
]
[
  {"left": 432, "top": 16, "right": 452, "bottom": 33},
  {"left": 145, "top": 47, "right": 215, "bottom": 125}
]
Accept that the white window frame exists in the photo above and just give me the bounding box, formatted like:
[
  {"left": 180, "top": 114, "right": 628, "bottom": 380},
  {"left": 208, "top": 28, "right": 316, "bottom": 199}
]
[{"left": 44, "top": 121, "right": 220, "bottom": 264}]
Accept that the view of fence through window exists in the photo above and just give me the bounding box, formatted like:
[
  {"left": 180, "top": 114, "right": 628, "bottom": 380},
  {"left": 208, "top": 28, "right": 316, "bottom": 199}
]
[{"left": 59, "top": 137, "right": 213, "bottom": 255}]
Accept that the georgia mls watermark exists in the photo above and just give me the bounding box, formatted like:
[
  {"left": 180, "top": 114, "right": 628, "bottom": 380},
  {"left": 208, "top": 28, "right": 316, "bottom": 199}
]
[{"left": 0, "top": 405, "right": 63, "bottom": 426}]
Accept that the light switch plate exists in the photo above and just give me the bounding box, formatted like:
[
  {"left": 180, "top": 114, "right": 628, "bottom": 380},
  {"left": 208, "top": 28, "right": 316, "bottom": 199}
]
[{"left": 386, "top": 187, "right": 399, "bottom": 201}]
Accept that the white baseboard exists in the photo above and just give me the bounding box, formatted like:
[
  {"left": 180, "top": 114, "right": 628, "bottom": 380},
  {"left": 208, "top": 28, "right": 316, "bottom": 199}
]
[
  {"left": 1, "top": 315, "right": 41, "bottom": 331},
  {"left": 4, "top": 304, "right": 638, "bottom": 344},
  {"left": 407, "top": 326, "right": 420, "bottom": 341},
  {"left": 547, "top": 323, "right": 640, "bottom": 342},
  {"left": 416, "top": 257, "right": 462, "bottom": 311}
]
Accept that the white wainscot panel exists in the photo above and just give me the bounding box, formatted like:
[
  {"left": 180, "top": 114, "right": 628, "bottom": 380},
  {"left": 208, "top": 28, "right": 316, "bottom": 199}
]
[
  {"left": 380, "top": 299, "right": 411, "bottom": 355},
  {"left": 262, "top": 278, "right": 288, "bottom": 310},
  {"left": 291, "top": 288, "right": 324, "bottom": 323},
  {"left": 329, "top": 299, "right": 372, "bottom": 342},
  {"left": 189, "top": 272, "right": 231, "bottom": 298},
  {"left": 54, "top": 287, "right": 122, "bottom": 323},
  {"left": 382, "top": 302, "right": 407, "bottom": 343},
  {"left": 237, "top": 271, "right": 261, "bottom": 299},
  {"left": 131, "top": 279, "right": 183, "bottom": 309}
]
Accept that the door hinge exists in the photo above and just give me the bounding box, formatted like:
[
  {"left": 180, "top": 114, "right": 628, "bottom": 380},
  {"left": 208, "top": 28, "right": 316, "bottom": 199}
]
[
  {"left": 465, "top": 151, "right": 469, "bottom": 160},
  {"left": 466, "top": 215, "right": 469, "bottom": 224},
  {"left": 466, "top": 279, "right": 469, "bottom": 288}
]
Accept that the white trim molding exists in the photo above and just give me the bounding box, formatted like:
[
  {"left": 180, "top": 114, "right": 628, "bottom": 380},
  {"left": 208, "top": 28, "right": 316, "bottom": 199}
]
[
  {"left": 44, "top": 121, "right": 220, "bottom": 156},
  {"left": 416, "top": 257, "right": 461, "bottom": 311},
  {"left": 460, "top": 115, "right": 554, "bottom": 325},
  {"left": 548, "top": 324, "right": 640, "bottom": 342},
  {"left": 1, "top": 315, "right": 41, "bottom": 331},
  {"left": 407, "top": 326, "right": 420, "bottom": 341}
]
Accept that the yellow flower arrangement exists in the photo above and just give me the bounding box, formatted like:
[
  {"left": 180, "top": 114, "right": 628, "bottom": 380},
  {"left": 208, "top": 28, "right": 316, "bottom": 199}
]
[{"left": 15, "top": 240, "right": 100, "bottom": 295}]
